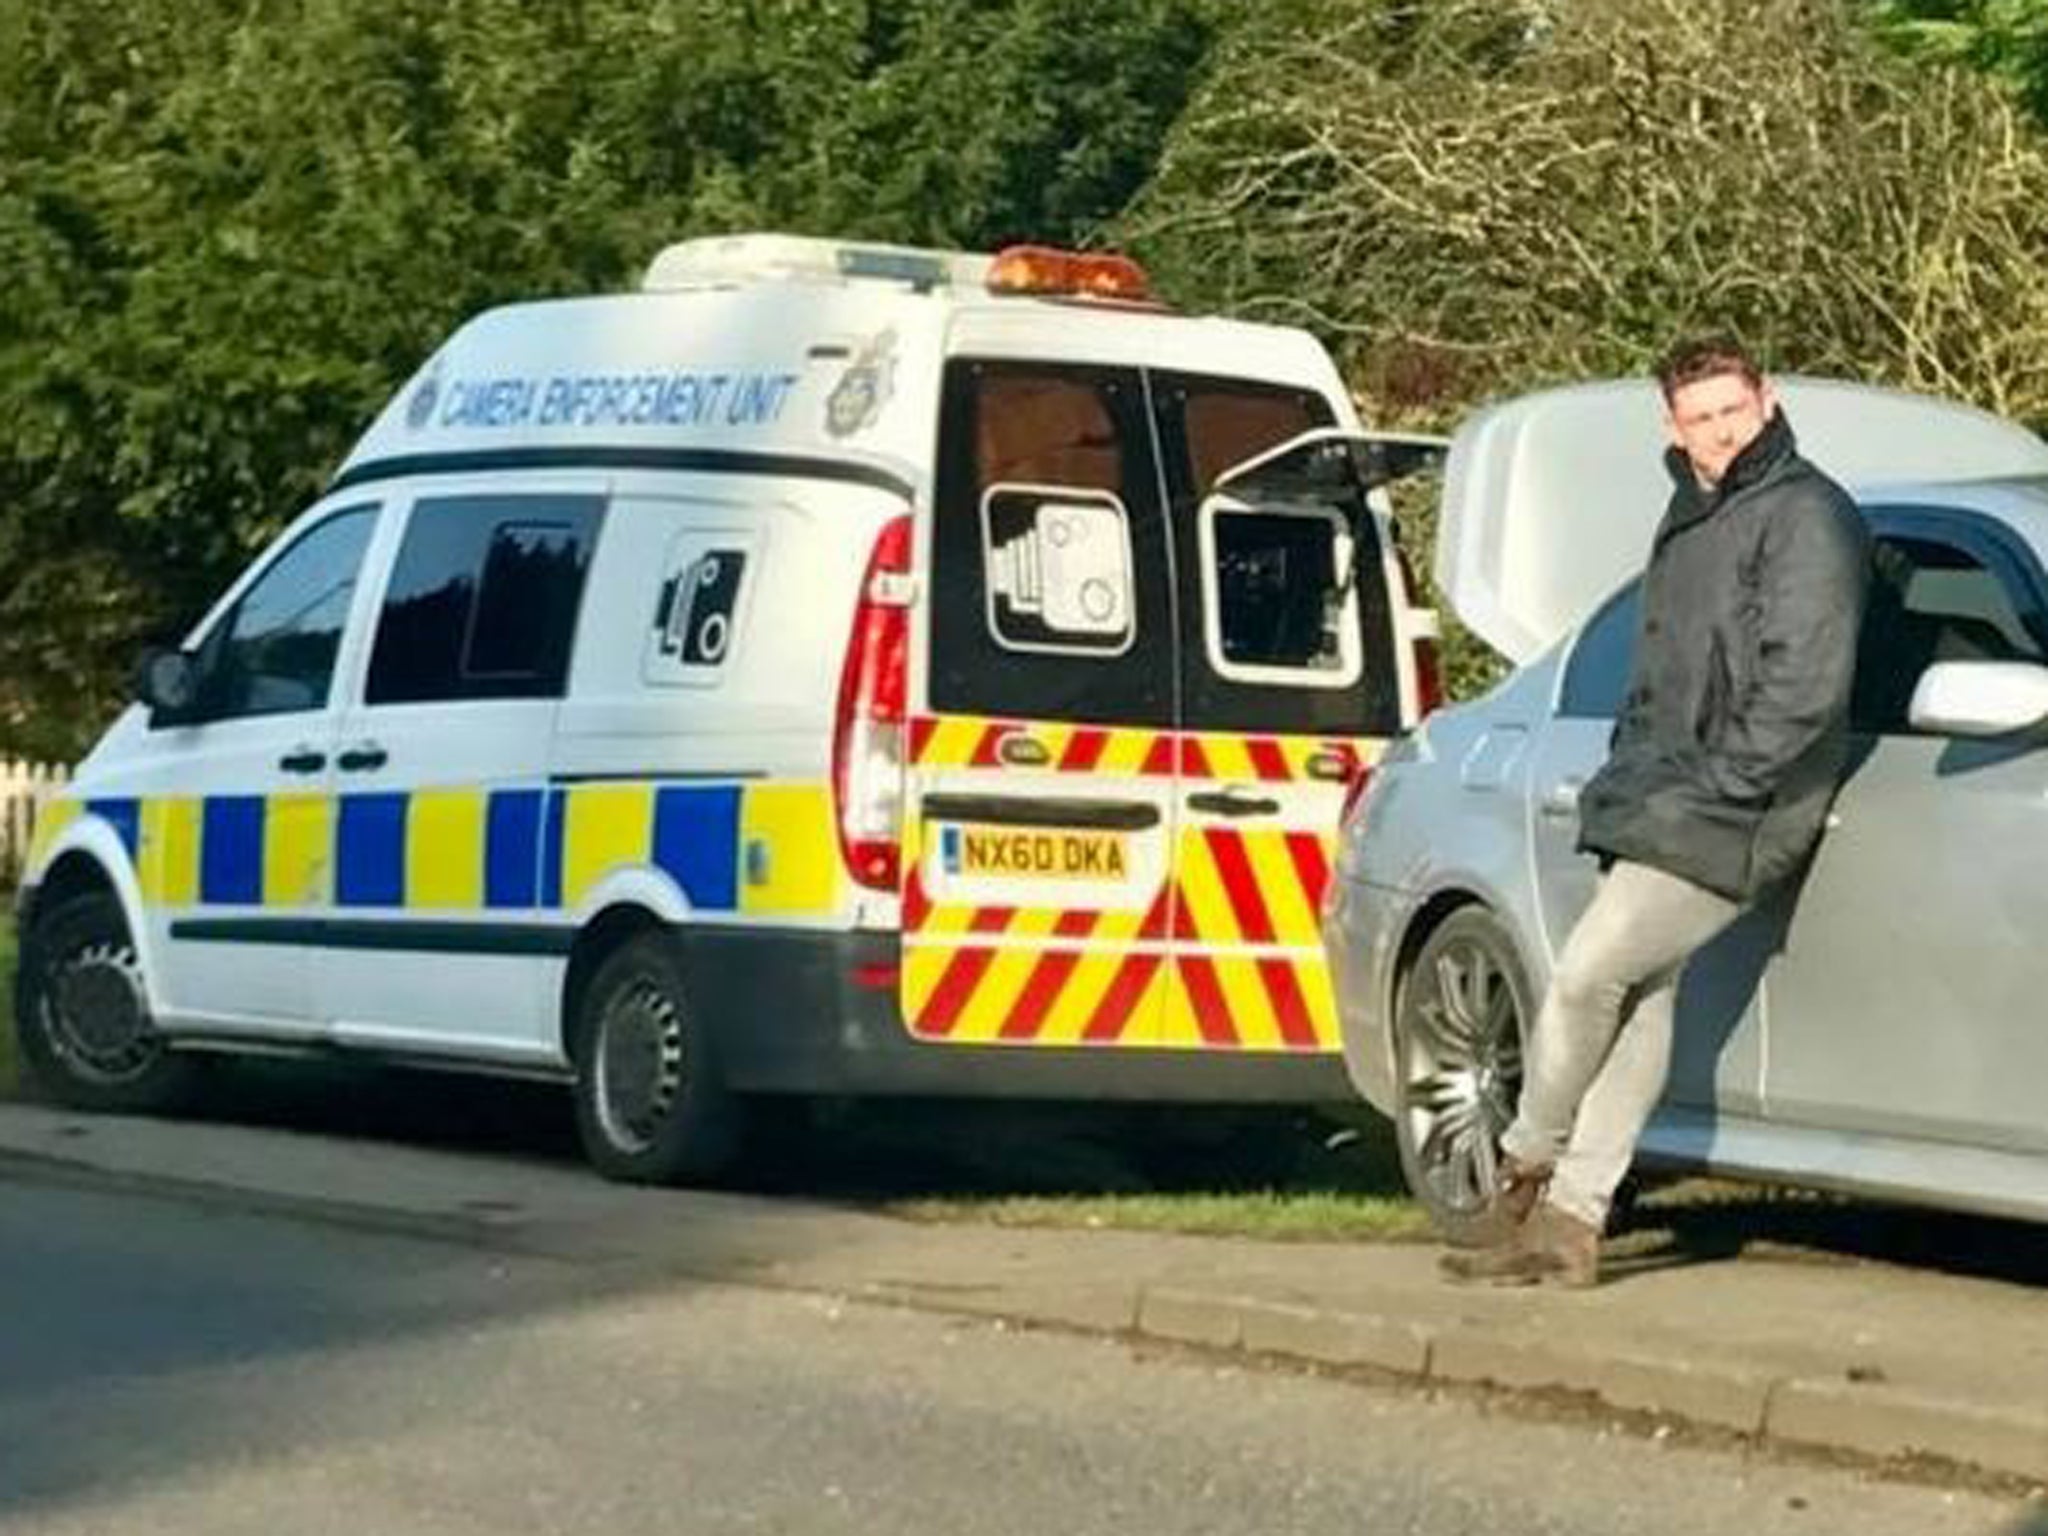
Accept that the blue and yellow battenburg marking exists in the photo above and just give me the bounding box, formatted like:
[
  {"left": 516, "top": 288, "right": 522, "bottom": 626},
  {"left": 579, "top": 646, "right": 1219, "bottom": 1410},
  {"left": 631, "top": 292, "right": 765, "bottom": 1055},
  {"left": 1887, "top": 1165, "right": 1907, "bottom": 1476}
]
[{"left": 31, "top": 782, "right": 842, "bottom": 918}]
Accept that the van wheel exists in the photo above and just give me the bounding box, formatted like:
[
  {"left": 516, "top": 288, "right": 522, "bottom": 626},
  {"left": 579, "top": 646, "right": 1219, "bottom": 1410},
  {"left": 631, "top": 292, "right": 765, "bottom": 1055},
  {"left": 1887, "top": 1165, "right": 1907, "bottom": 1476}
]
[
  {"left": 16, "top": 891, "right": 199, "bottom": 1113},
  {"left": 571, "top": 931, "right": 738, "bottom": 1184},
  {"left": 1393, "top": 907, "right": 1532, "bottom": 1246}
]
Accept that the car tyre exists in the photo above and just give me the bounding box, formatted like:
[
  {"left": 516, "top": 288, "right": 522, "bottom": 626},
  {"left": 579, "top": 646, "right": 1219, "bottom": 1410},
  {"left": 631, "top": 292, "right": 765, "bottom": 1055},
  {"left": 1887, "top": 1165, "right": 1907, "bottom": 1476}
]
[
  {"left": 15, "top": 890, "right": 200, "bottom": 1113},
  {"left": 1392, "top": 905, "right": 1534, "bottom": 1246},
  {"left": 571, "top": 930, "right": 739, "bottom": 1184}
]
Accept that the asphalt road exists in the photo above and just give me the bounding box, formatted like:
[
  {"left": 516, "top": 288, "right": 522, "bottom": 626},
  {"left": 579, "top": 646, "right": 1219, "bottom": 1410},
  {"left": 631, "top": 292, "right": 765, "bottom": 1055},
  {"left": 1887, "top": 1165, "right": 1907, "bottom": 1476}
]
[{"left": 0, "top": 1170, "right": 2031, "bottom": 1536}]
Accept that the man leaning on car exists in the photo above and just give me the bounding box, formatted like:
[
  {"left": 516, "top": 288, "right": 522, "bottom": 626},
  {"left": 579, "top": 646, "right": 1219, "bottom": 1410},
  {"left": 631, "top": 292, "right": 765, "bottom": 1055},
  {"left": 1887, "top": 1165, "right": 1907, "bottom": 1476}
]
[{"left": 1446, "top": 338, "right": 1872, "bottom": 1289}]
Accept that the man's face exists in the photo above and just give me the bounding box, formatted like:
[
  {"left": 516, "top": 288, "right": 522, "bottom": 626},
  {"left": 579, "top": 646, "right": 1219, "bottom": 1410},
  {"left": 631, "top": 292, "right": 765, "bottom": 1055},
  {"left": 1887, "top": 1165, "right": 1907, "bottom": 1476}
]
[{"left": 1664, "top": 371, "right": 1775, "bottom": 487}]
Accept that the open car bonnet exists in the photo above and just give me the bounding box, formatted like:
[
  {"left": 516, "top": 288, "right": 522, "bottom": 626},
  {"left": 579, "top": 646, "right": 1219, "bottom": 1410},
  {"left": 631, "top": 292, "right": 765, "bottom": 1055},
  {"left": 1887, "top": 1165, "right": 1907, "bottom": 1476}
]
[{"left": 1434, "top": 377, "right": 2048, "bottom": 663}]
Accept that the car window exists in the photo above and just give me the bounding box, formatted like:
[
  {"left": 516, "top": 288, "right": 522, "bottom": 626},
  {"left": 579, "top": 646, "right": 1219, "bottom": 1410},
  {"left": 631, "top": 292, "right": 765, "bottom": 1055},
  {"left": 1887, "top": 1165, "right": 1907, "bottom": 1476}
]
[
  {"left": 366, "top": 493, "right": 603, "bottom": 705},
  {"left": 185, "top": 506, "right": 378, "bottom": 725},
  {"left": 1558, "top": 581, "right": 1641, "bottom": 720},
  {"left": 1852, "top": 533, "right": 2048, "bottom": 735}
]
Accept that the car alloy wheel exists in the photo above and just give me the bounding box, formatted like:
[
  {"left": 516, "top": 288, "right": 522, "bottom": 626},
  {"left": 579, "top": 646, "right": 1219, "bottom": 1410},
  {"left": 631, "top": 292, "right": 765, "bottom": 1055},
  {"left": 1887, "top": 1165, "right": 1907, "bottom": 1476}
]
[{"left": 1394, "top": 907, "right": 1530, "bottom": 1241}]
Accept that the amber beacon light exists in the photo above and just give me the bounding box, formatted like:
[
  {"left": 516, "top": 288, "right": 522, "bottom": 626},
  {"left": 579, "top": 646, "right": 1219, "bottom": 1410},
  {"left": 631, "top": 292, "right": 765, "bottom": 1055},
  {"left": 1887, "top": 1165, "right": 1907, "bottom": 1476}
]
[{"left": 985, "top": 245, "right": 1156, "bottom": 304}]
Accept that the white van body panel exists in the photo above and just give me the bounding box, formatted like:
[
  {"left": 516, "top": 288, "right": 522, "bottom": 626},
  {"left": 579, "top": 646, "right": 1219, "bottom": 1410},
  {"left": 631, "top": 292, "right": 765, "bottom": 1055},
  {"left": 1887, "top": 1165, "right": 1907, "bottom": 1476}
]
[
  {"left": 340, "top": 289, "right": 948, "bottom": 504},
  {"left": 1436, "top": 377, "right": 2048, "bottom": 663}
]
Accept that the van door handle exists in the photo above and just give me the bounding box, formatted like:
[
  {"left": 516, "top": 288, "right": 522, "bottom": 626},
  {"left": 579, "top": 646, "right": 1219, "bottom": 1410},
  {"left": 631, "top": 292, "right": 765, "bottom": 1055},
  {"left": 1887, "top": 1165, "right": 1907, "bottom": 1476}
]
[
  {"left": 337, "top": 742, "right": 388, "bottom": 773},
  {"left": 1187, "top": 787, "right": 1281, "bottom": 818},
  {"left": 1539, "top": 778, "right": 1584, "bottom": 820},
  {"left": 1305, "top": 749, "right": 1355, "bottom": 784},
  {"left": 278, "top": 747, "right": 326, "bottom": 774},
  {"left": 996, "top": 733, "right": 1050, "bottom": 768}
]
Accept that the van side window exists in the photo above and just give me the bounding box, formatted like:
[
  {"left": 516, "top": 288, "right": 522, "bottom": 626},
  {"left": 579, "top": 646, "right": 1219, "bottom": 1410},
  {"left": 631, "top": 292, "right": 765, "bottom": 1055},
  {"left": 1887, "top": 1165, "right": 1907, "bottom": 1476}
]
[
  {"left": 182, "top": 505, "right": 378, "bottom": 725},
  {"left": 367, "top": 494, "right": 603, "bottom": 704},
  {"left": 1852, "top": 531, "right": 2048, "bottom": 735},
  {"left": 1154, "top": 374, "right": 1400, "bottom": 735},
  {"left": 930, "top": 361, "right": 1174, "bottom": 725}
]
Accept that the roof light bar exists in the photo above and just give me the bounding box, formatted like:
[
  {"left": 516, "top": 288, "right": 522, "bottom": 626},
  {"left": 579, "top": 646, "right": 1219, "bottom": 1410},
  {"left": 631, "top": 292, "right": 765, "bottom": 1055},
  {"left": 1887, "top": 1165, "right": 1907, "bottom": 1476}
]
[{"left": 985, "top": 245, "right": 1155, "bottom": 304}]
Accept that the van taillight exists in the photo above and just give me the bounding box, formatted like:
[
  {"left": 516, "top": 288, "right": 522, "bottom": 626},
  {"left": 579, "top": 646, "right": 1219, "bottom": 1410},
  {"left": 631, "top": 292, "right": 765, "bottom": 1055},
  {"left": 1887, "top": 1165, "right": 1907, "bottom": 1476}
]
[
  {"left": 1393, "top": 547, "right": 1444, "bottom": 718},
  {"left": 833, "top": 515, "right": 914, "bottom": 892}
]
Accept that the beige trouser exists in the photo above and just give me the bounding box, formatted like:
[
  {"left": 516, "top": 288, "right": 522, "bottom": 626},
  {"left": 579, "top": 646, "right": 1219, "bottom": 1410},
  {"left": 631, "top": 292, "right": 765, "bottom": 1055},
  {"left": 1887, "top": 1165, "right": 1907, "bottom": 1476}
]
[{"left": 1500, "top": 860, "right": 1740, "bottom": 1228}]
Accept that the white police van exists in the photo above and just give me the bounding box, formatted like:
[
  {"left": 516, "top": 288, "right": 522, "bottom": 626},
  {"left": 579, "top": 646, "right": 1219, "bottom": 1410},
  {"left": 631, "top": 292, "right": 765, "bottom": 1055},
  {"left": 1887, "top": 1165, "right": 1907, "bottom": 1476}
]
[{"left": 14, "top": 234, "right": 1440, "bottom": 1182}]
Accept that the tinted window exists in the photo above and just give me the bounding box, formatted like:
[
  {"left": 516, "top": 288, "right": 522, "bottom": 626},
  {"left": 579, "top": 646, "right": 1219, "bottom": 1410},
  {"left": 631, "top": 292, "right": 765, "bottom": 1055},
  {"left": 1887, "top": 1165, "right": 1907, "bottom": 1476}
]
[
  {"left": 185, "top": 506, "right": 377, "bottom": 724},
  {"left": 367, "top": 494, "right": 602, "bottom": 704},
  {"left": 929, "top": 361, "right": 1173, "bottom": 725},
  {"left": 1853, "top": 533, "right": 2048, "bottom": 734},
  {"left": 1559, "top": 582, "right": 1642, "bottom": 719}
]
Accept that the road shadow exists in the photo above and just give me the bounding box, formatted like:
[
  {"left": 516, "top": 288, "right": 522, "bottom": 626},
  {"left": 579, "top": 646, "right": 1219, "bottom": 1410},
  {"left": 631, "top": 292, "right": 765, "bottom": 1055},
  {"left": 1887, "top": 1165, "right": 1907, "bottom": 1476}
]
[
  {"left": 20, "top": 1055, "right": 2045, "bottom": 1281},
  {"left": 1611, "top": 1177, "right": 2048, "bottom": 1290},
  {"left": 175, "top": 1055, "right": 1413, "bottom": 1204}
]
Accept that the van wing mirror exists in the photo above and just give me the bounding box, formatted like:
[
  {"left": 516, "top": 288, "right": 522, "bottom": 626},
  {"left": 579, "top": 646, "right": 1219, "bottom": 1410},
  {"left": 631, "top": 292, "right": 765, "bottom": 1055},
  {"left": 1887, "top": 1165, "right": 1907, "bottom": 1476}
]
[
  {"left": 1907, "top": 659, "right": 2048, "bottom": 737},
  {"left": 136, "top": 647, "right": 201, "bottom": 722}
]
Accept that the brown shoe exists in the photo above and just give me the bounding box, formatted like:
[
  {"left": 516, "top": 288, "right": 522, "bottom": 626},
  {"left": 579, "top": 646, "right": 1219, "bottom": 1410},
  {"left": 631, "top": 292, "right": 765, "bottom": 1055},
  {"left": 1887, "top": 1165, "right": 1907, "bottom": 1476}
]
[
  {"left": 1440, "top": 1203, "right": 1602, "bottom": 1289},
  {"left": 1493, "top": 1155, "right": 1552, "bottom": 1229},
  {"left": 1462, "top": 1154, "right": 1551, "bottom": 1247}
]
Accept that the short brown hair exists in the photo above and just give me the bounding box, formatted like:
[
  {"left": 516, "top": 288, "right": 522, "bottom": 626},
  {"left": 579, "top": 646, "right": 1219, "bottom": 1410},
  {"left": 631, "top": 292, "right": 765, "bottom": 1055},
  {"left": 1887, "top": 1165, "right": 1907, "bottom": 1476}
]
[{"left": 1655, "top": 337, "right": 1763, "bottom": 401}]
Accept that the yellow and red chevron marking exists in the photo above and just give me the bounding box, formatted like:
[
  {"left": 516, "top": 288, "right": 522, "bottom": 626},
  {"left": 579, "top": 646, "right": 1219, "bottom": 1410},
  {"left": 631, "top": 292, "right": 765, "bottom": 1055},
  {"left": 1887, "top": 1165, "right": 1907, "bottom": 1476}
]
[
  {"left": 1158, "top": 823, "right": 1338, "bottom": 1050},
  {"left": 902, "top": 875, "right": 1174, "bottom": 1047},
  {"left": 908, "top": 714, "right": 1379, "bottom": 783},
  {"left": 900, "top": 828, "right": 1342, "bottom": 1052}
]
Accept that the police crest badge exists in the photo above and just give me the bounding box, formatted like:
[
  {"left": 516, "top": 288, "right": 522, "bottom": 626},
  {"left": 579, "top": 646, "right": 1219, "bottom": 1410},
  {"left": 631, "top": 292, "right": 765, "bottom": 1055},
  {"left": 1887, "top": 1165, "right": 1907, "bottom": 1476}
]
[{"left": 825, "top": 329, "right": 897, "bottom": 439}]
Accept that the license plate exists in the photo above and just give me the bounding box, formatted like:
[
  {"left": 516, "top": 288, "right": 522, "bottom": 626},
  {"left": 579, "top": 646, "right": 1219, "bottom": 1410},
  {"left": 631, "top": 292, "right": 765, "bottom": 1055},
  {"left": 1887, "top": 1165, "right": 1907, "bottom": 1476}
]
[{"left": 938, "top": 824, "right": 1129, "bottom": 881}]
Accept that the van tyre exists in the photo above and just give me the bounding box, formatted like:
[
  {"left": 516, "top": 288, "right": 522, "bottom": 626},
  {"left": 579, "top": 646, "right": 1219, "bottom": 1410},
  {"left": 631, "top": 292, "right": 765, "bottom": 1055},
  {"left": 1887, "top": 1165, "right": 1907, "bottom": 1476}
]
[
  {"left": 571, "top": 931, "right": 739, "bottom": 1184},
  {"left": 1393, "top": 906, "right": 1534, "bottom": 1246},
  {"left": 15, "top": 890, "right": 199, "bottom": 1113}
]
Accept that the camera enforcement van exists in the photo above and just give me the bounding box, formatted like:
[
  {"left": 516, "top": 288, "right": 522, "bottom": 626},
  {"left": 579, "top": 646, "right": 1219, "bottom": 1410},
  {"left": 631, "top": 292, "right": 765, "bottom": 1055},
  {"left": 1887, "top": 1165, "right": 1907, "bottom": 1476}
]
[{"left": 14, "top": 234, "right": 1440, "bottom": 1182}]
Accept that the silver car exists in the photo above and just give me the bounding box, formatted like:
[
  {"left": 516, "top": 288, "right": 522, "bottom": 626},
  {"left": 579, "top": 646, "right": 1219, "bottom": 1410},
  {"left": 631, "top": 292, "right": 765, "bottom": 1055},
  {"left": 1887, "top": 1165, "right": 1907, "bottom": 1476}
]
[{"left": 1323, "top": 378, "right": 2048, "bottom": 1238}]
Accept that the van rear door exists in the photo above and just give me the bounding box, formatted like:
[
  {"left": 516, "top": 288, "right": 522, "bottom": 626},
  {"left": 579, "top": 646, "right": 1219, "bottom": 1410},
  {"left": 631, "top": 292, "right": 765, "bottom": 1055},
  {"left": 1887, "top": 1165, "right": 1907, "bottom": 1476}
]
[
  {"left": 901, "top": 360, "right": 1178, "bottom": 1048},
  {"left": 1151, "top": 381, "right": 1419, "bottom": 1056}
]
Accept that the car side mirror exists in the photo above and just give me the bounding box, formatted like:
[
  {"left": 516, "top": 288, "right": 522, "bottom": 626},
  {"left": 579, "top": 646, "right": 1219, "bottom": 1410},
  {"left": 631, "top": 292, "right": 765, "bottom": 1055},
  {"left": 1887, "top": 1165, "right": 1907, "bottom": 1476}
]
[
  {"left": 1906, "top": 659, "right": 2048, "bottom": 737},
  {"left": 137, "top": 647, "right": 201, "bottom": 724}
]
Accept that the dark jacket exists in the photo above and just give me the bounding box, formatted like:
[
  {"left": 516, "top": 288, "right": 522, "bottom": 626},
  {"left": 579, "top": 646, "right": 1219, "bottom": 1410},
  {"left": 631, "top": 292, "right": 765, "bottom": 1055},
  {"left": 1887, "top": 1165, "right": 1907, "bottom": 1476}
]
[{"left": 1577, "top": 410, "right": 1872, "bottom": 902}]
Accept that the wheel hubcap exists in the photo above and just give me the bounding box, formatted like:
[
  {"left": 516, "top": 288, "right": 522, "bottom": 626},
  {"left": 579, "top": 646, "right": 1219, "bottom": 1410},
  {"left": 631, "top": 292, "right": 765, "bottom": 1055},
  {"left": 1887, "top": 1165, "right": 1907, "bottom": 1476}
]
[
  {"left": 593, "top": 977, "right": 685, "bottom": 1154},
  {"left": 1402, "top": 939, "right": 1524, "bottom": 1216},
  {"left": 45, "top": 939, "right": 160, "bottom": 1084}
]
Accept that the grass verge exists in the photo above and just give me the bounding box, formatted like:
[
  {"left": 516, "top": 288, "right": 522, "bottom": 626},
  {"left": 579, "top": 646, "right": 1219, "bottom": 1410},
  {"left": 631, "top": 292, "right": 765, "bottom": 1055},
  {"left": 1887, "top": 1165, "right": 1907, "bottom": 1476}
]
[
  {"left": 746, "top": 1101, "right": 1431, "bottom": 1243},
  {"left": 891, "top": 1187, "right": 1427, "bottom": 1242}
]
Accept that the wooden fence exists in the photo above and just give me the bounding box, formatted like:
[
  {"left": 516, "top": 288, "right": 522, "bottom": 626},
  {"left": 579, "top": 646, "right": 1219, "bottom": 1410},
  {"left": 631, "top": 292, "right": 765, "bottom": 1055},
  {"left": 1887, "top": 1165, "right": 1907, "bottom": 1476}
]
[{"left": 0, "top": 760, "right": 71, "bottom": 890}]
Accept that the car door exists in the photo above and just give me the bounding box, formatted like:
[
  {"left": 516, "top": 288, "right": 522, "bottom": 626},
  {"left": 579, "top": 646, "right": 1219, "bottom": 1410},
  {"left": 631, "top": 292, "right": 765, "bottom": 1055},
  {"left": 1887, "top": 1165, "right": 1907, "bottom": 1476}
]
[
  {"left": 1761, "top": 509, "right": 2048, "bottom": 1153},
  {"left": 316, "top": 484, "right": 605, "bottom": 1059},
  {"left": 1155, "top": 376, "right": 1404, "bottom": 1055},
  {"left": 1523, "top": 581, "right": 1769, "bottom": 1114},
  {"left": 133, "top": 501, "right": 381, "bottom": 1035}
]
